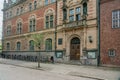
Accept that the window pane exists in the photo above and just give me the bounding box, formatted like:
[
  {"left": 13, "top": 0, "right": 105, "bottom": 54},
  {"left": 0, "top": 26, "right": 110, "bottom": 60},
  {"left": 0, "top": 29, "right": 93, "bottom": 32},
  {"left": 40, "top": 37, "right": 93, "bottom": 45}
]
[
  {"left": 76, "top": 14, "right": 81, "bottom": 21},
  {"left": 29, "top": 3, "right": 32, "bottom": 11},
  {"left": 50, "top": 21, "right": 53, "bottom": 28},
  {"left": 76, "top": 7, "right": 80, "bottom": 13},
  {"left": 50, "top": 15, "right": 53, "bottom": 21},
  {"left": 45, "top": 0, "right": 48, "bottom": 5},
  {"left": 34, "top": 1, "right": 37, "bottom": 9},
  {"left": 7, "top": 43, "right": 10, "bottom": 51},
  {"left": 46, "top": 16, "right": 49, "bottom": 21},
  {"left": 29, "top": 40, "right": 34, "bottom": 51},
  {"left": 58, "top": 38, "right": 62, "bottom": 45},
  {"left": 51, "top": 0, "right": 55, "bottom": 3},
  {"left": 69, "top": 16, "right": 74, "bottom": 22},
  {"left": 69, "top": 9, "right": 74, "bottom": 15},
  {"left": 17, "top": 42, "right": 21, "bottom": 51},
  {"left": 45, "top": 39, "right": 52, "bottom": 51},
  {"left": 46, "top": 22, "right": 49, "bottom": 28}
]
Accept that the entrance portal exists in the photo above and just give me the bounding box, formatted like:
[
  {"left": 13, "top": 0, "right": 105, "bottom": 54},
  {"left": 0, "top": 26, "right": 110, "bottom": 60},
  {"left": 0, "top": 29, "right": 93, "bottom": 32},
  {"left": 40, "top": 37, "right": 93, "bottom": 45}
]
[{"left": 70, "top": 37, "right": 80, "bottom": 60}]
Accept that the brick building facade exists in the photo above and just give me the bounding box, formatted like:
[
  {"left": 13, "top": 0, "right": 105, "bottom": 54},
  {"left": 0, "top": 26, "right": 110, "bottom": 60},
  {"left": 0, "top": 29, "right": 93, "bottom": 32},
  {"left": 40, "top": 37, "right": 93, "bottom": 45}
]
[
  {"left": 2, "top": 0, "right": 98, "bottom": 65},
  {"left": 100, "top": 0, "right": 120, "bottom": 66}
]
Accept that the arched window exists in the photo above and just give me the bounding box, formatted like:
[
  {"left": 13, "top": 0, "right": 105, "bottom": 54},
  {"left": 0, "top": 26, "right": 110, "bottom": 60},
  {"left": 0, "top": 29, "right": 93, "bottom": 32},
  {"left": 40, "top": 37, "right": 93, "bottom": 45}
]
[
  {"left": 16, "top": 42, "right": 21, "bottom": 51},
  {"left": 45, "top": 39, "right": 52, "bottom": 51},
  {"left": 34, "top": 1, "right": 37, "bottom": 9},
  {"left": 29, "top": 16, "right": 36, "bottom": 32},
  {"left": 7, "top": 25, "right": 11, "bottom": 36},
  {"left": 29, "top": 40, "right": 34, "bottom": 51},
  {"left": 6, "top": 43, "right": 10, "bottom": 51},
  {"left": 17, "top": 22, "right": 22, "bottom": 34}
]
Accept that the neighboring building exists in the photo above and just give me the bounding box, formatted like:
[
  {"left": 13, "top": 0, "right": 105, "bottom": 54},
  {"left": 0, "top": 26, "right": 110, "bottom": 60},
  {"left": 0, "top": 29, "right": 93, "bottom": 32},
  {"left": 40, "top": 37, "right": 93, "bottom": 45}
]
[
  {"left": 2, "top": 0, "right": 98, "bottom": 65},
  {"left": 100, "top": 0, "right": 120, "bottom": 67}
]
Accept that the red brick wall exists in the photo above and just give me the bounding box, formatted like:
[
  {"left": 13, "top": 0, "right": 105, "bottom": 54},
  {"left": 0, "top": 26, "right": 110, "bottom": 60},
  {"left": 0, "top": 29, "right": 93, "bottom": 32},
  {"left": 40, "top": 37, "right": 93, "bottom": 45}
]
[
  {"left": 4, "top": 3, "right": 57, "bottom": 36},
  {"left": 100, "top": 0, "right": 120, "bottom": 66}
]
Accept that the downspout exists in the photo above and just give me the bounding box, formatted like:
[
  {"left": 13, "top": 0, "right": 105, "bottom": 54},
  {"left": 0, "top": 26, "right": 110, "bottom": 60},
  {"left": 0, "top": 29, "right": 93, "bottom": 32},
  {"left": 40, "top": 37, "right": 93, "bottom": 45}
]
[
  {"left": 97, "top": 0, "right": 100, "bottom": 66},
  {"left": 55, "top": 0, "right": 57, "bottom": 57}
]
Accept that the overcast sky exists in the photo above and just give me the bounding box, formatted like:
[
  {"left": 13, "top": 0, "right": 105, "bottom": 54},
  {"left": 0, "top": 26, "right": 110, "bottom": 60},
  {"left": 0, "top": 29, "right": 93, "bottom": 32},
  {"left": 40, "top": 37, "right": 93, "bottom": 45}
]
[{"left": 0, "top": 0, "right": 3, "bottom": 39}]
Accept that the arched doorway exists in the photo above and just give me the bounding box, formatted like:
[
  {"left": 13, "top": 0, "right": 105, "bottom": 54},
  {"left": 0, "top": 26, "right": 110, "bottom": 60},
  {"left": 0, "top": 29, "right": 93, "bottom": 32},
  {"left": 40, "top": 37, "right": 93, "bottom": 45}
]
[{"left": 70, "top": 37, "right": 80, "bottom": 60}]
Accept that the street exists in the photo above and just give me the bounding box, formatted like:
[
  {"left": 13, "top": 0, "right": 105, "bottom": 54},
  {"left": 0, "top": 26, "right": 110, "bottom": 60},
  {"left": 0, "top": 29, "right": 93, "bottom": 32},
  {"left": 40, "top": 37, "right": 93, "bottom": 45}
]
[
  {"left": 0, "top": 63, "right": 97, "bottom": 80},
  {"left": 0, "top": 59, "right": 120, "bottom": 80}
]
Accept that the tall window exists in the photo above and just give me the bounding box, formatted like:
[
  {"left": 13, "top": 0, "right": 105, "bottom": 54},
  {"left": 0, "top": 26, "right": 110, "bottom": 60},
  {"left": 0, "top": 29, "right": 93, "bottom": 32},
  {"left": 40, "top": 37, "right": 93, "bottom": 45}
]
[
  {"left": 63, "top": 9, "right": 67, "bottom": 20},
  {"left": 16, "top": 42, "right": 21, "bottom": 51},
  {"left": 6, "top": 43, "right": 10, "bottom": 51},
  {"left": 29, "top": 40, "right": 34, "bottom": 51},
  {"left": 45, "top": 0, "right": 48, "bottom": 5},
  {"left": 51, "top": 0, "right": 55, "bottom": 3},
  {"left": 20, "top": 7, "right": 23, "bottom": 13},
  {"left": 10, "top": 11, "right": 12, "bottom": 17},
  {"left": 7, "top": 26, "right": 11, "bottom": 36},
  {"left": 34, "top": 1, "right": 37, "bottom": 10},
  {"left": 45, "top": 39, "right": 52, "bottom": 51},
  {"left": 29, "top": 3, "right": 32, "bottom": 11},
  {"left": 45, "top": 15, "right": 54, "bottom": 28},
  {"left": 76, "top": 7, "right": 81, "bottom": 21},
  {"left": 83, "top": 3, "right": 87, "bottom": 15},
  {"left": 17, "top": 22, "right": 22, "bottom": 34},
  {"left": 29, "top": 16, "right": 36, "bottom": 32},
  {"left": 69, "top": 9, "right": 74, "bottom": 22},
  {"left": 112, "top": 10, "right": 120, "bottom": 28},
  {"left": 16, "top": 8, "right": 19, "bottom": 15}
]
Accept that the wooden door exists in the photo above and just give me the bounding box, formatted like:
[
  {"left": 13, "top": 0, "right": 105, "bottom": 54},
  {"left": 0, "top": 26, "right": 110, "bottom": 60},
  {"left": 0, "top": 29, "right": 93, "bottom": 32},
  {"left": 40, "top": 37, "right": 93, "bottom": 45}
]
[{"left": 70, "top": 37, "right": 80, "bottom": 60}]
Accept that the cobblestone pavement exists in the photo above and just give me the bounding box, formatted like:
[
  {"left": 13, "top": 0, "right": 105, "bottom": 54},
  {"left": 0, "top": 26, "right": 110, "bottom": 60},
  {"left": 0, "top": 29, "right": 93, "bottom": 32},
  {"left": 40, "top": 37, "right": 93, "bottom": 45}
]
[{"left": 0, "top": 58, "right": 120, "bottom": 80}]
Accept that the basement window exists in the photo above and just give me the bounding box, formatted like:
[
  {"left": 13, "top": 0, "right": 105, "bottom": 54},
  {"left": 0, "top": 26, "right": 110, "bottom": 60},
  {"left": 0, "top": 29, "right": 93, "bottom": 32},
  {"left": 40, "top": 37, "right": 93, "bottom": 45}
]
[{"left": 108, "top": 49, "right": 116, "bottom": 57}]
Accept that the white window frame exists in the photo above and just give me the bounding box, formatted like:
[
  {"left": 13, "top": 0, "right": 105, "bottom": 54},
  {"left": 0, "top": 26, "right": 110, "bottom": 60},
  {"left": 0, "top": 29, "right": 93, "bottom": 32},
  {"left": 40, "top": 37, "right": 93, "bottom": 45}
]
[{"left": 112, "top": 10, "right": 120, "bottom": 28}]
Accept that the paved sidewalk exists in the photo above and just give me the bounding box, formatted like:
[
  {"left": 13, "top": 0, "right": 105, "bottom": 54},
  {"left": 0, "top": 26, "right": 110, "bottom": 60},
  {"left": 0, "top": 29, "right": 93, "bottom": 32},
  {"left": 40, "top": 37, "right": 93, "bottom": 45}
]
[{"left": 0, "top": 58, "right": 120, "bottom": 80}]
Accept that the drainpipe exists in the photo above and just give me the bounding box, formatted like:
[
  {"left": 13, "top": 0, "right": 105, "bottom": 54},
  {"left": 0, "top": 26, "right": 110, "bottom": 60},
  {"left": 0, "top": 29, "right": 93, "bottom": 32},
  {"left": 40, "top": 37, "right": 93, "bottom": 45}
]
[
  {"left": 97, "top": 0, "right": 100, "bottom": 66},
  {"left": 54, "top": 0, "right": 57, "bottom": 58}
]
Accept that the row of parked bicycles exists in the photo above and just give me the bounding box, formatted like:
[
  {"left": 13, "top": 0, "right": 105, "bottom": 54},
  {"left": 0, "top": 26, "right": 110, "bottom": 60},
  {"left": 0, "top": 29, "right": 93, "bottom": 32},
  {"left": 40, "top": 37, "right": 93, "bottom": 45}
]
[{"left": 0, "top": 53, "right": 52, "bottom": 63}]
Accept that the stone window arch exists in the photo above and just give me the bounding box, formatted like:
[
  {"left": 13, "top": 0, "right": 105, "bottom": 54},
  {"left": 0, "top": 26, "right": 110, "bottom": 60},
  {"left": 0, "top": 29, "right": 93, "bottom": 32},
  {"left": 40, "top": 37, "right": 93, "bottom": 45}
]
[
  {"left": 45, "top": 9, "right": 54, "bottom": 29},
  {"left": 29, "top": 15, "right": 36, "bottom": 32},
  {"left": 45, "top": 38, "right": 52, "bottom": 51}
]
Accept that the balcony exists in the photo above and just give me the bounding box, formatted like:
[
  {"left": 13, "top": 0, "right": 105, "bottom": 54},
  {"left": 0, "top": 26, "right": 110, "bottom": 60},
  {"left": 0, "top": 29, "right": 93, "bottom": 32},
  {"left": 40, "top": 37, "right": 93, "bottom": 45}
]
[{"left": 64, "top": 20, "right": 84, "bottom": 28}]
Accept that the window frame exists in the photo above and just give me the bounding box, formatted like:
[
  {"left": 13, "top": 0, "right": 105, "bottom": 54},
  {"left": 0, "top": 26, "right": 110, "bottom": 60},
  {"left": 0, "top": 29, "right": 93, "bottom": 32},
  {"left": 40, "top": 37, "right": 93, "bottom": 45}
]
[
  {"left": 45, "top": 0, "right": 49, "bottom": 5},
  {"left": 34, "top": 1, "right": 37, "bottom": 10},
  {"left": 7, "top": 26, "right": 11, "bottom": 36},
  {"left": 16, "top": 42, "right": 21, "bottom": 51},
  {"left": 29, "top": 3, "right": 32, "bottom": 11},
  {"left": 69, "top": 6, "right": 81, "bottom": 22},
  {"left": 45, "top": 38, "right": 52, "bottom": 51},
  {"left": 45, "top": 15, "right": 54, "bottom": 29},
  {"left": 112, "top": 10, "right": 120, "bottom": 28},
  {"left": 6, "top": 43, "right": 10, "bottom": 51},
  {"left": 108, "top": 49, "right": 116, "bottom": 57},
  {"left": 29, "top": 40, "right": 34, "bottom": 51},
  {"left": 29, "top": 16, "right": 36, "bottom": 32}
]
